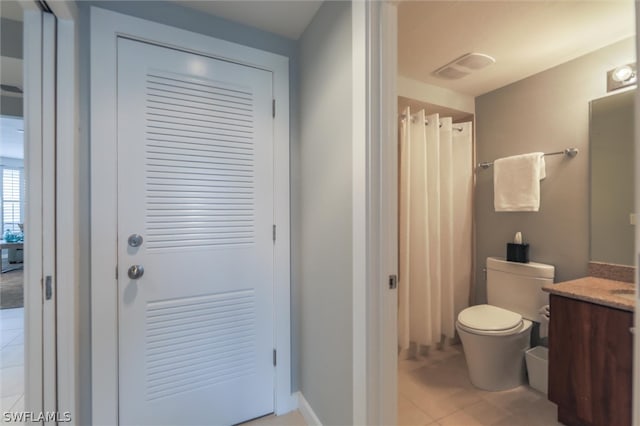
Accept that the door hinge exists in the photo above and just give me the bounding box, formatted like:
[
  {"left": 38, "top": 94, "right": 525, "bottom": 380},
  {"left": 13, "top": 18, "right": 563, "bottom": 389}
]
[
  {"left": 389, "top": 274, "right": 397, "bottom": 290},
  {"left": 273, "top": 349, "right": 277, "bottom": 366},
  {"left": 45, "top": 275, "right": 53, "bottom": 300},
  {"left": 273, "top": 224, "right": 276, "bottom": 242},
  {"left": 115, "top": 265, "right": 118, "bottom": 280},
  {"left": 272, "top": 99, "right": 276, "bottom": 118}
]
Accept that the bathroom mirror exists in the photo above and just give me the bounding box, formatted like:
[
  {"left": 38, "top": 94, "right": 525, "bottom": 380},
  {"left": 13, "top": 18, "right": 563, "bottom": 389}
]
[{"left": 589, "top": 89, "right": 635, "bottom": 266}]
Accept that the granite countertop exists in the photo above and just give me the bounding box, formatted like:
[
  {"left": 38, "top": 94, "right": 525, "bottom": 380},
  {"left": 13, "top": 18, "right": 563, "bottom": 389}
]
[{"left": 542, "top": 276, "right": 635, "bottom": 312}]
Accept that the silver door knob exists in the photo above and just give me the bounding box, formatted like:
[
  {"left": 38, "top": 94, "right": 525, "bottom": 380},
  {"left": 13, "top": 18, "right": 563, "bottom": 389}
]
[
  {"left": 128, "top": 234, "right": 143, "bottom": 247},
  {"left": 128, "top": 265, "right": 144, "bottom": 280}
]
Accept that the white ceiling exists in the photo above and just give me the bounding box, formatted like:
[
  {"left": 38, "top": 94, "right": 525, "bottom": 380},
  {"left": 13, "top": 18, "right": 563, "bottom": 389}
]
[
  {"left": 175, "top": 0, "right": 323, "bottom": 40},
  {"left": 398, "top": 1, "right": 636, "bottom": 97}
]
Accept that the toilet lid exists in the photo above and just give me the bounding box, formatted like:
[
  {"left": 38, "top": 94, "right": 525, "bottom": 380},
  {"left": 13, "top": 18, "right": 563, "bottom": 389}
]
[{"left": 458, "top": 304, "right": 522, "bottom": 331}]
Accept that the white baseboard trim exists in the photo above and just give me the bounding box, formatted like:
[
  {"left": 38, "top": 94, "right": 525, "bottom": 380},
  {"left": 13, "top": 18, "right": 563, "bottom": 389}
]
[
  {"left": 276, "top": 392, "right": 300, "bottom": 416},
  {"left": 296, "top": 392, "right": 322, "bottom": 426}
]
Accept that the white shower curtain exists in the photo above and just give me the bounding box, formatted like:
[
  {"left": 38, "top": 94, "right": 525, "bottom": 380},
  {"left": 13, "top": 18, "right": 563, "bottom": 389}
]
[{"left": 398, "top": 107, "right": 473, "bottom": 353}]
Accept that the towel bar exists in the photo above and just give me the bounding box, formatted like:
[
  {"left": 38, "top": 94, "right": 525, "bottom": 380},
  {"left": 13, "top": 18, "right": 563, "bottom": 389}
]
[{"left": 478, "top": 148, "right": 578, "bottom": 170}]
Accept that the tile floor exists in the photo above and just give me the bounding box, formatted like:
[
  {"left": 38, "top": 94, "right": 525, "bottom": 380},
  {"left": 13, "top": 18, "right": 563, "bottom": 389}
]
[
  {"left": 242, "top": 410, "right": 307, "bottom": 426},
  {"left": 0, "top": 309, "right": 559, "bottom": 426},
  {"left": 0, "top": 307, "right": 24, "bottom": 417},
  {"left": 398, "top": 344, "right": 561, "bottom": 426}
]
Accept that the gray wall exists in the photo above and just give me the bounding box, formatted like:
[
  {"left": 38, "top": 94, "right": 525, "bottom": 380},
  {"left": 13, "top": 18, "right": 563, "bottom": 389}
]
[
  {"left": 77, "top": 2, "right": 300, "bottom": 423},
  {"left": 1, "top": 17, "right": 23, "bottom": 118},
  {"left": 298, "top": 2, "right": 353, "bottom": 425},
  {"left": 1, "top": 96, "right": 22, "bottom": 117},
  {"left": 1, "top": 18, "right": 22, "bottom": 59},
  {"left": 475, "top": 37, "right": 635, "bottom": 302}
]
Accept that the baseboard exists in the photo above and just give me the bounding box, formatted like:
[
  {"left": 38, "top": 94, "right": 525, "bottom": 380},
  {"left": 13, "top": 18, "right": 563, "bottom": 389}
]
[
  {"left": 296, "top": 392, "right": 322, "bottom": 426},
  {"left": 276, "top": 392, "right": 300, "bottom": 416}
]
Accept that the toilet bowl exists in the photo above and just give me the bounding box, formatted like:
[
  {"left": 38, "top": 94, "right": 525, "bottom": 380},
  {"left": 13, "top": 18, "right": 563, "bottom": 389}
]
[
  {"left": 456, "top": 304, "right": 532, "bottom": 391},
  {"left": 457, "top": 257, "right": 554, "bottom": 392}
]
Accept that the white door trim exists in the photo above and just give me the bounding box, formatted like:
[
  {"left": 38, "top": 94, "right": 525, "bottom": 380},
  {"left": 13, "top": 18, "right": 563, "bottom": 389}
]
[
  {"left": 370, "top": 3, "right": 399, "bottom": 425},
  {"left": 363, "top": 2, "right": 399, "bottom": 425},
  {"left": 23, "top": 8, "right": 45, "bottom": 416},
  {"left": 634, "top": 4, "right": 640, "bottom": 424},
  {"left": 90, "top": 8, "right": 292, "bottom": 424},
  {"left": 351, "top": 2, "right": 367, "bottom": 424},
  {"left": 23, "top": 6, "right": 59, "bottom": 417},
  {"left": 55, "top": 5, "right": 79, "bottom": 421},
  {"left": 41, "top": 11, "right": 58, "bottom": 417}
]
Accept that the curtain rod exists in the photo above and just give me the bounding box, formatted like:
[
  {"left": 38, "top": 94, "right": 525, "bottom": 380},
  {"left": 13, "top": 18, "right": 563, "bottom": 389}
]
[
  {"left": 477, "top": 148, "right": 579, "bottom": 170},
  {"left": 399, "top": 114, "right": 464, "bottom": 132}
]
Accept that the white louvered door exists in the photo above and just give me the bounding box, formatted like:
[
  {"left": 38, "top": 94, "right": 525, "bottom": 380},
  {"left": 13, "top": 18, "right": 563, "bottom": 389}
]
[{"left": 116, "top": 38, "right": 274, "bottom": 426}]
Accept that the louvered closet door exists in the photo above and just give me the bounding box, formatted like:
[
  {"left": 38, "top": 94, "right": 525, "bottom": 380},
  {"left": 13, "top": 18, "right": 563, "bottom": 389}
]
[{"left": 116, "top": 38, "right": 274, "bottom": 426}]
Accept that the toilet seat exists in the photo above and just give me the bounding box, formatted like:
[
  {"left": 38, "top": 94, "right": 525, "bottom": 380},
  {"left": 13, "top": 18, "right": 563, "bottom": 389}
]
[{"left": 457, "top": 304, "right": 525, "bottom": 336}]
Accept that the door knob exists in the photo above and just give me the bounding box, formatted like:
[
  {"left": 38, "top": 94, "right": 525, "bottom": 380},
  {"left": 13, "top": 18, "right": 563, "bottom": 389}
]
[
  {"left": 128, "top": 234, "right": 143, "bottom": 247},
  {"left": 128, "top": 265, "right": 144, "bottom": 280}
]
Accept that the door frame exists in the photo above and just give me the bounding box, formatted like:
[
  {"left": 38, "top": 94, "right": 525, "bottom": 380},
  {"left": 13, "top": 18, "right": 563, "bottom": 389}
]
[
  {"left": 23, "top": 6, "right": 45, "bottom": 417},
  {"left": 355, "top": 2, "right": 398, "bottom": 425},
  {"left": 89, "top": 7, "right": 292, "bottom": 424},
  {"left": 49, "top": 0, "right": 80, "bottom": 419},
  {"left": 634, "top": 4, "right": 640, "bottom": 424},
  {"left": 22, "top": 4, "right": 59, "bottom": 417},
  {"left": 367, "top": 3, "right": 399, "bottom": 425}
]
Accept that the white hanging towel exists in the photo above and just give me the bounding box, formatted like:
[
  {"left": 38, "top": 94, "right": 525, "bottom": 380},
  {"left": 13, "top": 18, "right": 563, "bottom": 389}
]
[{"left": 494, "top": 152, "right": 546, "bottom": 212}]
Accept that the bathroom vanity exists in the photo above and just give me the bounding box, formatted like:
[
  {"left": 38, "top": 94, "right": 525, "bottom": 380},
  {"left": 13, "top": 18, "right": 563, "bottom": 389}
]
[{"left": 543, "top": 277, "right": 633, "bottom": 426}]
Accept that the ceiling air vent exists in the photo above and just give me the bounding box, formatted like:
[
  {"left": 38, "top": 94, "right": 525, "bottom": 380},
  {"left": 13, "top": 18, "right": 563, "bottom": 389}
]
[
  {"left": 433, "top": 53, "right": 495, "bottom": 80},
  {"left": 0, "top": 84, "right": 23, "bottom": 94}
]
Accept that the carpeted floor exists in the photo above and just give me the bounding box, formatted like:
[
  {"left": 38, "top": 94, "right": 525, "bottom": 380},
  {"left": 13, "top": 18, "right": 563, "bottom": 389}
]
[{"left": 0, "top": 268, "right": 24, "bottom": 309}]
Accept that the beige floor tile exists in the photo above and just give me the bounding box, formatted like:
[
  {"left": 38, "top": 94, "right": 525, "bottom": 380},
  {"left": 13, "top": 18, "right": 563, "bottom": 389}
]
[
  {"left": 398, "top": 345, "right": 559, "bottom": 426},
  {"left": 411, "top": 359, "right": 474, "bottom": 392},
  {"left": 490, "top": 414, "right": 529, "bottom": 426},
  {"left": 404, "top": 386, "right": 462, "bottom": 421},
  {"left": 398, "top": 395, "right": 435, "bottom": 426},
  {"left": 480, "top": 385, "right": 542, "bottom": 414},
  {"left": 241, "top": 410, "right": 307, "bottom": 426},
  {"left": 462, "top": 400, "right": 511, "bottom": 425},
  {"left": 399, "top": 357, "right": 430, "bottom": 373},
  {"left": 437, "top": 409, "right": 484, "bottom": 426},
  {"left": 398, "top": 370, "right": 427, "bottom": 398},
  {"left": 506, "top": 397, "right": 561, "bottom": 426},
  {"left": 446, "top": 388, "right": 485, "bottom": 411},
  {"left": 421, "top": 346, "right": 463, "bottom": 365}
]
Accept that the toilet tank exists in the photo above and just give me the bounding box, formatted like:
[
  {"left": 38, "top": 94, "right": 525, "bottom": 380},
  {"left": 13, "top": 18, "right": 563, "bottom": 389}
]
[{"left": 486, "top": 257, "right": 554, "bottom": 320}]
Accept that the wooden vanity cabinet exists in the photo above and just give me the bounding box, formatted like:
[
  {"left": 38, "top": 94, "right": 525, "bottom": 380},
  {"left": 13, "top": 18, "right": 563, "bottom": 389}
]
[{"left": 548, "top": 294, "right": 633, "bottom": 426}]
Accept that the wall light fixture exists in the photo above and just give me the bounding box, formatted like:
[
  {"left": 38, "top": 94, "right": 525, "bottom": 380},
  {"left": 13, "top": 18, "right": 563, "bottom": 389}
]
[{"left": 607, "top": 63, "right": 637, "bottom": 92}]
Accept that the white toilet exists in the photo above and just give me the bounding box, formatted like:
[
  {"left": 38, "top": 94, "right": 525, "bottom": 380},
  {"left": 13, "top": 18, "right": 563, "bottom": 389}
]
[{"left": 456, "top": 257, "right": 554, "bottom": 391}]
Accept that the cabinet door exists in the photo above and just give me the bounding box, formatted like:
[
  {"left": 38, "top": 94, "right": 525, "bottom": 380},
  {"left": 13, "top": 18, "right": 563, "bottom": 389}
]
[
  {"left": 589, "top": 299, "right": 632, "bottom": 426},
  {"left": 549, "top": 295, "right": 595, "bottom": 423},
  {"left": 548, "top": 295, "right": 632, "bottom": 426}
]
